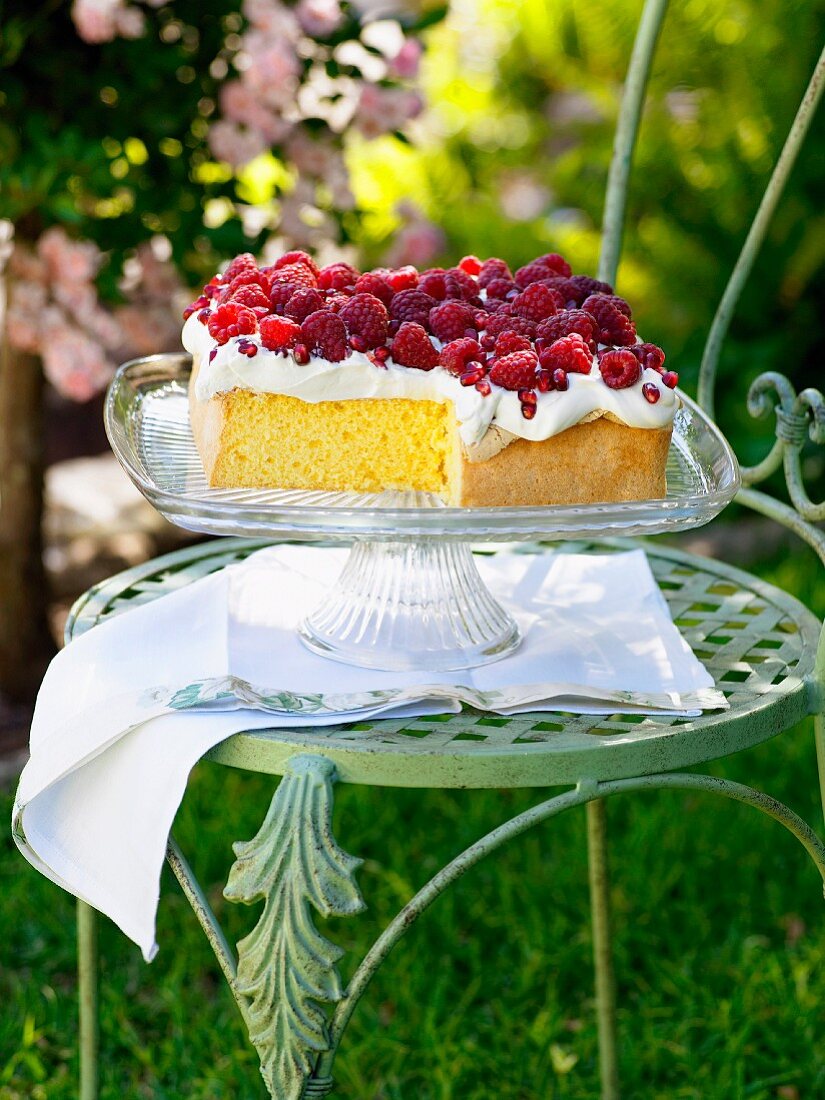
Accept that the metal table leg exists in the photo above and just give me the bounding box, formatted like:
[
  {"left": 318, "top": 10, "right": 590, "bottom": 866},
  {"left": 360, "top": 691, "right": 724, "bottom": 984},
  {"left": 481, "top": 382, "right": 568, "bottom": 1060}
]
[
  {"left": 587, "top": 799, "right": 619, "bottom": 1100},
  {"left": 78, "top": 899, "right": 99, "bottom": 1100}
]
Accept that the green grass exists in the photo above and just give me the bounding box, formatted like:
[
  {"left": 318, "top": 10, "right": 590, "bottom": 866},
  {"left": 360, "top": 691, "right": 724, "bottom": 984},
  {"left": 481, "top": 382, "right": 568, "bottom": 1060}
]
[{"left": 1, "top": 543, "right": 823, "bottom": 1099}]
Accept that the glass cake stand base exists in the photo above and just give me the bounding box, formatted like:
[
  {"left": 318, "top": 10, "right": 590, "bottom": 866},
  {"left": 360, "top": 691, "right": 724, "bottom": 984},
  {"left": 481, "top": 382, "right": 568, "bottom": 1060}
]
[{"left": 298, "top": 538, "right": 521, "bottom": 671}]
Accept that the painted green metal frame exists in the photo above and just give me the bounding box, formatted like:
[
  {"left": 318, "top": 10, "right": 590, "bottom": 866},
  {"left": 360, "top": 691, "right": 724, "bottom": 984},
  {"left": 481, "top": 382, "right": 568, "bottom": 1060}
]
[{"left": 74, "top": 4, "right": 825, "bottom": 1098}]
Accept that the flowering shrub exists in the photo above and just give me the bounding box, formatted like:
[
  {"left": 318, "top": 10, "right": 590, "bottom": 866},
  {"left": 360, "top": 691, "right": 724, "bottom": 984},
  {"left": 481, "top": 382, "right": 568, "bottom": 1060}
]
[{"left": 0, "top": 0, "right": 444, "bottom": 399}]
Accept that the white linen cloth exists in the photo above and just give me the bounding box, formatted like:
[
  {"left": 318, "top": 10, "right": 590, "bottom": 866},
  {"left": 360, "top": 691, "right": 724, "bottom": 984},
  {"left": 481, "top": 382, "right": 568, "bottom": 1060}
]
[{"left": 13, "top": 546, "right": 725, "bottom": 961}]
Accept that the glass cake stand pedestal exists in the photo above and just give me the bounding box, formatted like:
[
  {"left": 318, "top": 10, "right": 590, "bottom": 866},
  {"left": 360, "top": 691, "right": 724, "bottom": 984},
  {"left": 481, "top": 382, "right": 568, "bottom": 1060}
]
[{"left": 105, "top": 353, "right": 740, "bottom": 672}]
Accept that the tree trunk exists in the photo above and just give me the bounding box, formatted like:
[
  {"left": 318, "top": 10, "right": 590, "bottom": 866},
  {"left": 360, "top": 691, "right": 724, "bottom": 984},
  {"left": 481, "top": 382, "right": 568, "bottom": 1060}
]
[{"left": 0, "top": 333, "right": 55, "bottom": 703}]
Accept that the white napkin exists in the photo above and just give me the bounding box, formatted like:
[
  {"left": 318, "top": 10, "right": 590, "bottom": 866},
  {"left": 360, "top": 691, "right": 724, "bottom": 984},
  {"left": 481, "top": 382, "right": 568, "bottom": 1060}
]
[{"left": 13, "top": 547, "right": 725, "bottom": 961}]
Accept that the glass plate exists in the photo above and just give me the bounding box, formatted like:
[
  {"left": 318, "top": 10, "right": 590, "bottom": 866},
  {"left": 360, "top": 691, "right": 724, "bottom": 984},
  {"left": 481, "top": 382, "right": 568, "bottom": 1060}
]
[
  {"left": 105, "top": 353, "right": 740, "bottom": 671},
  {"left": 105, "top": 353, "right": 739, "bottom": 543}
]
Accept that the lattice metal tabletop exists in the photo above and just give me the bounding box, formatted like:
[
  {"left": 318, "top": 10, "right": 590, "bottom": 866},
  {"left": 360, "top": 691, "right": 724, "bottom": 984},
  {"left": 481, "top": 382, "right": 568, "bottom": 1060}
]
[
  {"left": 70, "top": 536, "right": 825, "bottom": 1100},
  {"left": 67, "top": 536, "right": 821, "bottom": 788}
]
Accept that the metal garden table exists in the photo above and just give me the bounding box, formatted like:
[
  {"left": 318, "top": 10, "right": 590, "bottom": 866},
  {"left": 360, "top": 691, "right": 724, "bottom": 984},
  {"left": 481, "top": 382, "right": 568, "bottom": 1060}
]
[
  {"left": 70, "top": 530, "right": 825, "bottom": 1100},
  {"left": 71, "top": 5, "right": 825, "bottom": 1096}
]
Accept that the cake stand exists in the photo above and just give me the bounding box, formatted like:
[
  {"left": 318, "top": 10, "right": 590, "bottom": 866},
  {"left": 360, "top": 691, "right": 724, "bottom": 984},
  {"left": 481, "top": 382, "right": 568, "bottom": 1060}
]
[{"left": 105, "top": 353, "right": 740, "bottom": 671}]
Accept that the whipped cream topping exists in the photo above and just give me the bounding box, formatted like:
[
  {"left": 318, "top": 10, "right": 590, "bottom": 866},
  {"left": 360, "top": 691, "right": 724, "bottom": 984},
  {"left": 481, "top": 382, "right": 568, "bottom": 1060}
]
[{"left": 182, "top": 312, "right": 678, "bottom": 449}]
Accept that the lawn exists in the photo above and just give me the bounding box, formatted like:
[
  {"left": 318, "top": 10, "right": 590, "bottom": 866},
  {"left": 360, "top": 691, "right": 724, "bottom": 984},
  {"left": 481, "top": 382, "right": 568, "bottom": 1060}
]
[{"left": 1, "top": 537, "right": 823, "bottom": 1100}]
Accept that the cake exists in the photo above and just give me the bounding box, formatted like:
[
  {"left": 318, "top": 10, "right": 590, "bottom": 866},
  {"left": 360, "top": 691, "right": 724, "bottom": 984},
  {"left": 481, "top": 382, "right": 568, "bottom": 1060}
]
[{"left": 182, "top": 250, "right": 679, "bottom": 506}]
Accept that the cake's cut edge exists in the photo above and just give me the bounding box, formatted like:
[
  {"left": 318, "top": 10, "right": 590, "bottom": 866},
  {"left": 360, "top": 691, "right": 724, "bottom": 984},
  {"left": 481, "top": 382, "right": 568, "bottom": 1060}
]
[{"left": 189, "top": 353, "right": 672, "bottom": 506}]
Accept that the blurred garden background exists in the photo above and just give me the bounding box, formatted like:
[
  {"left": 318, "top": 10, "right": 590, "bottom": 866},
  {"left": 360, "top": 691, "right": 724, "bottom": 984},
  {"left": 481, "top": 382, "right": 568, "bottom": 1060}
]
[{"left": 1, "top": 0, "right": 824, "bottom": 1096}]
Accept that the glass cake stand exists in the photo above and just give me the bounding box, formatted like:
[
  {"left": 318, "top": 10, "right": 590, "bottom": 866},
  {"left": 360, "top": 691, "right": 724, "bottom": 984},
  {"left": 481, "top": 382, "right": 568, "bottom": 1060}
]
[{"left": 105, "top": 354, "right": 740, "bottom": 671}]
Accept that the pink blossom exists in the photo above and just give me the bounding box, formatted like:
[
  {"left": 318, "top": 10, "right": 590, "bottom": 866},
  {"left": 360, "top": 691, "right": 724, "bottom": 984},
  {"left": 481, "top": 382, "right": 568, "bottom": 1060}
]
[
  {"left": 37, "top": 227, "right": 101, "bottom": 287},
  {"left": 295, "top": 0, "right": 343, "bottom": 38},
  {"left": 389, "top": 38, "right": 422, "bottom": 80},
  {"left": 241, "top": 32, "right": 301, "bottom": 108},
  {"left": 286, "top": 128, "right": 337, "bottom": 176},
  {"left": 71, "top": 0, "right": 120, "bottom": 43},
  {"left": 40, "top": 323, "right": 114, "bottom": 403},
  {"left": 242, "top": 0, "right": 299, "bottom": 38},
  {"left": 220, "top": 81, "right": 292, "bottom": 145},
  {"left": 354, "top": 84, "right": 423, "bottom": 139},
  {"left": 208, "top": 119, "right": 268, "bottom": 168},
  {"left": 6, "top": 281, "right": 48, "bottom": 355},
  {"left": 384, "top": 218, "right": 445, "bottom": 269},
  {"left": 114, "top": 5, "right": 145, "bottom": 39}
]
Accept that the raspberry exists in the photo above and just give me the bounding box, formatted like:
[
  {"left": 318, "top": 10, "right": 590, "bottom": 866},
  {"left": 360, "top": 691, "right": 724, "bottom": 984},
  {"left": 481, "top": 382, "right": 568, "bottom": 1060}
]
[
  {"left": 445, "top": 267, "right": 478, "bottom": 299},
  {"left": 223, "top": 253, "right": 257, "bottom": 281},
  {"left": 569, "top": 275, "right": 614, "bottom": 303},
  {"left": 599, "top": 349, "right": 641, "bottom": 389},
  {"left": 484, "top": 277, "right": 517, "bottom": 300},
  {"left": 513, "top": 261, "right": 553, "bottom": 289},
  {"left": 542, "top": 276, "right": 580, "bottom": 305},
  {"left": 536, "top": 309, "right": 598, "bottom": 351},
  {"left": 483, "top": 312, "right": 537, "bottom": 341},
  {"left": 535, "top": 252, "right": 572, "bottom": 278},
  {"left": 273, "top": 262, "right": 317, "bottom": 289},
  {"left": 478, "top": 258, "right": 511, "bottom": 289},
  {"left": 489, "top": 350, "right": 538, "bottom": 391},
  {"left": 354, "top": 272, "right": 394, "bottom": 307},
  {"left": 183, "top": 294, "right": 210, "bottom": 320},
  {"left": 389, "top": 289, "right": 438, "bottom": 328},
  {"left": 230, "top": 283, "right": 271, "bottom": 311},
  {"left": 259, "top": 315, "right": 301, "bottom": 351},
  {"left": 601, "top": 294, "right": 632, "bottom": 318},
  {"left": 325, "top": 293, "right": 351, "bottom": 313},
  {"left": 300, "top": 310, "right": 349, "bottom": 361},
  {"left": 385, "top": 266, "right": 419, "bottom": 292},
  {"left": 582, "top": 295, "right": 637, "bottom": 346},
  {"left": 390, "top": 322, "right": 439, "bottom": 370},
  {"left": 224, "top": 270, "right": 269, "bottom": 299},
  {"left": 339, "top": 293, "right": 389, "bottom": 349},
  {"left": 458, "top": 255, "right": 482, "bottom": 275},
  {"left": 273, "top": 250, "right": 319, "bottom": 277},
  {"left": 285, "top": 288, "right": 325, "bottom": 323},
  {"left": 418, "top": 271, "right": 448, "bottom": 300},
  {"left": 207, "top": 303, "right": 258, "bottom": 345},
  {"left": 269, "top": 281, "right": 299, "bottom": 312},
  {"left": 629, "top": 342, "right": 666, "bottom": 373},
  {"left": 429, "top": 301, "right": 476, "bottom": 343},
  {"left": 317, "top": 263, "right": 358, "bottom": 291},
  {"left": 511, "top": 283, "right": 564, "bottom": 323},
  {"left": 538, "top": 333, "right": 593, "bottom": 375},
  {"left": 494, "top": 331, "right": 532, "bottom": 357},
  {"left": 439, "top": 337, "right": 483, "bottom": 376}
]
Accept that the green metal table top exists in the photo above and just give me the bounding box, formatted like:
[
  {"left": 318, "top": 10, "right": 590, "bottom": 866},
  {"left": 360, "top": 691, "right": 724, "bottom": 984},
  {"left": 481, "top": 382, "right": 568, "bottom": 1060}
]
[{"left": 65, "top": 537, "right": 821, "bottom": 789}]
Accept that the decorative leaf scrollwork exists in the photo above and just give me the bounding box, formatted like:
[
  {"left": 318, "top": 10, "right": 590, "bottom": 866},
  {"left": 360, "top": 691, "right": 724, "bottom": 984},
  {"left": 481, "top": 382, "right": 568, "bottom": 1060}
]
[
  {"left": 224, "top": 755, "right": 366, "bottom": 1100},
  {"left": 742, "top": 371, "right": 825, "bottom": 521}
]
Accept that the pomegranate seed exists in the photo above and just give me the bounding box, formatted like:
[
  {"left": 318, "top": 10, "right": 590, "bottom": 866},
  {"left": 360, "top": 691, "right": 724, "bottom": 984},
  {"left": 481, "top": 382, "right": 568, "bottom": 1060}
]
[
  {"left": 468, "top": 295, "right": 484, "bottom": 309},
  {"left": 480, "top": 333, "right": 496, "bottom": 351},
  {"left": 349, "top": 334, "right": 367, "bottom": 353},
  {"left": 473, "top": 310, "right": 488, "bottom": 329},
  {"left": 460, "top": 364, "right": 485, "bottom": 386},
  {"left": 518, "top": 388, "right": 537, "bottom": 406},
  {"left": 388, "top": 319, "right": 401, "bottom": 336},
  {"left": 373, "top": 346, "right": 390, "bottom": 362},
  {"left": 661, "top": 370, "right": 679, "bottom": 389},
  {"left": 198, "top": 308, "right": 212, "bottom": 324},
  {"left": 552, "top": 367, "right": 569, "bottom": 391},
  {"left": 475, "top": 379, "right": 492, "bottom": 396},
  {"left": 521, "top": 403, "right": 537, "bottom": 420},
  {"left": 642, "top": 381, "right": 661, "bottom": 403},
  {"left": 505, "top": 288, "right": 519, "bottom": 301},
  {"left": 536, "top": 368, "right": 553, "bottom": 392},
  {"left": 293, "top": 343, "right": 310, "bottom": 364},
  {"left": 208, "top": 348, "right": 218, "bottom": 363}
]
